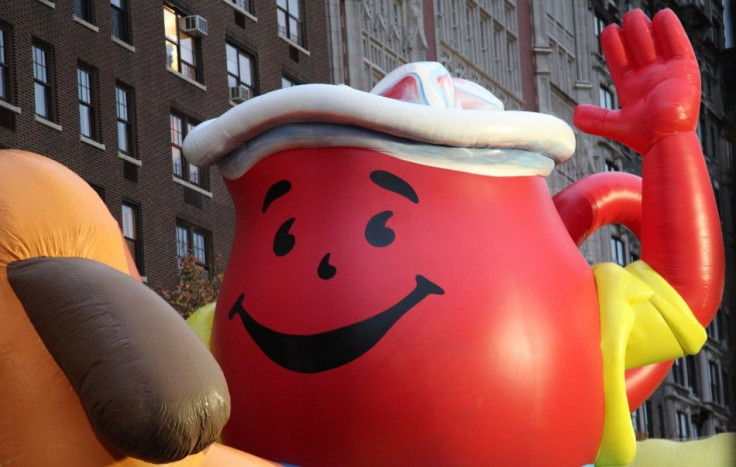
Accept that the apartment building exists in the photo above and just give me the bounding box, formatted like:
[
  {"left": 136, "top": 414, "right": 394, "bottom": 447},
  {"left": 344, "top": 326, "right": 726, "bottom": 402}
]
[
  {"left": 0, "top": 0, "right": 331, "bottom": 291},
  {"left": 326, "top": 0, "right": 735, "bottom": 438}
]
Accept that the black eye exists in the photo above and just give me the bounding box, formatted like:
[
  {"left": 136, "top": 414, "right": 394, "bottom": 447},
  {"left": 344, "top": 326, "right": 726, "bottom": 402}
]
[
  {"left": 365, "top": 211, "right": 395, "bottom": 247},
  {"left": 274, "top": 217, "right": 296, "bottom": 256}
]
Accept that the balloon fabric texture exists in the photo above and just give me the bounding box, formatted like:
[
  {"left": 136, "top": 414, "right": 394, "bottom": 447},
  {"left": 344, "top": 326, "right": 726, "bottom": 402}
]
[{"left": 182, "top": 8, "right": 723, "bottom": 467}]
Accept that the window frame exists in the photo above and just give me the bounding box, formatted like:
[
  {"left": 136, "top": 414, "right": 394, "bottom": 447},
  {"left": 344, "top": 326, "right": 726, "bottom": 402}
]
[
  {"left": 115, "top": 83, "right": 135, "bottom": 156},
  {"left": 0, "top": 24, "right": 16, "bottom": 130},
  {"left": 122, "top": 202, "right": 143, "bottom": 273},
  {"left": 170, "top": 112, "right": 205, "bottom": 188},
  {"left": 723, "top": 369, "right": 730, "bottom": 408},
  {"left": 0, "top": 25, "right": 10, "bottom": 102},
  {"left": 690, "top": 413, "right": 700, "bottom": 439},
  {"left": 676, "top": 410, "right": 690, "bottom": 439},
  {"left": 227, "top": 0, "right": 253, "bottom": 14},
  {"left": 74, "top": 0, "right": 95, "bottom": 24},
  {"left": 164, "top": 5, "right": 202, "bottom": 82},
  {"left": 111, "top": 0, "right": 131, "bottom": 43},
  {"left": 77, "top": 64, "right": 98, "bottom": 139},
  {"left": 707, "top": 312, "right": 720, "bottom": 340},
  {"left": 672, "top": 357, "right": 686, "bottom": 386},
  {"left": 628, "top": 250, "right": 639, "bottom": 263},
  {"left": 610, "top": 236, "right": 625, "bottom": 266},
  {"left": 631, "top": 400, "right": 653, "bottom": 438},
  {"left": 32, "top": 42, "right": 54, "bottom": 120},
  {"left": 709, "top": 360, "right": 722, "bottom": 404},
  {"left": 599, "top": 85, "right": 615, "bottom": 110},
  {"left": 176, "top": 222, "right": 211, "bottom": 271},
  {"left": 276, "top": 0, "right": 304, "bottom": 46},
  {"left": 281, "top": 75, "right": 298, "bottom": 88},
  {"left": 685, "top": 355, "right": 698, "bottom": 396},
  {"left": 226, "top": 42, "right": 254, "bottom": 94},
  {"left": 594, "top": 13, "right": 606, "bottom": 55}
]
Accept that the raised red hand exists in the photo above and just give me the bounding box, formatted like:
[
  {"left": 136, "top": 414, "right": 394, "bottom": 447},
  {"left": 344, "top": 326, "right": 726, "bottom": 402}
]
[
  {"left": 567, "top": 9, "right": 724, "bottom": 410},
  {"left": 574, "top": 9, "right": 701, "bottom": 155}
]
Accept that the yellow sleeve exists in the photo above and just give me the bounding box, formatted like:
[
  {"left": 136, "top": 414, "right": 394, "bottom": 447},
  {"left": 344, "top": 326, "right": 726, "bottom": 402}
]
[
  {"left": 593, "top": 260, "right": 706, "bottom": 466},
  {"left": 186, "top": 302, "right": 217, "bottom": 350}
]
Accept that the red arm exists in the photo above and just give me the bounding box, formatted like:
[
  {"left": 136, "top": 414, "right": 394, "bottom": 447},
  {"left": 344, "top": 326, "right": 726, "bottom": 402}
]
[
  {"left": 570, "top": 9, "right": 724, "bottom": 407},
  {"left": 553, "top": 171, "right": 641, "bottom": 245}
]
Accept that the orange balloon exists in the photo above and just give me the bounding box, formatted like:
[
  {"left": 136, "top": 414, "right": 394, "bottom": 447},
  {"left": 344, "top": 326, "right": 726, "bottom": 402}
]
[{"left": 0, "top": 150, "right": 270, "bottom": 467}]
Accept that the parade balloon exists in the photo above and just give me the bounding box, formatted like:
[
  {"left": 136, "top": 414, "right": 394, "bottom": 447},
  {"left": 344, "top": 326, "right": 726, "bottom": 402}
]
[
  {"left": 182, "top": 9, "right": 724, "bottom": 466},
  {"left": 0, "top": 150, "right": 272, "bottom": 467}
]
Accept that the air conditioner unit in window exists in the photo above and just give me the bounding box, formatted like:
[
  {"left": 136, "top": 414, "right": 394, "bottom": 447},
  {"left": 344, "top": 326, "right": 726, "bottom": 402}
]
[
  {"left": 180, "top": 15, "right": 208, "bottom": 36},
  {"left": 229, "top": 85, "right": 252, "bottom": 104}
]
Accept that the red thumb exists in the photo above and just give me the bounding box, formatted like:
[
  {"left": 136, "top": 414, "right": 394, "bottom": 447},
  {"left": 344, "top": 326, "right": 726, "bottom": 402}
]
[{"left": 573, "top": 105, "right": 625, "bottom": 141}]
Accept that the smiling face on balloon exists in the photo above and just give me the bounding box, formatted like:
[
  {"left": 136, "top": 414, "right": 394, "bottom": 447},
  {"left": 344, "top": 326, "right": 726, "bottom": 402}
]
[
  {"left": 227, "top": 165, "right": 445, "bottom": 374},
  {"left": 220, "top": 148, "right": 448, "bottom": 373},
  {"left": 212, "top": 146, "right": 605, "bottom": 465}
]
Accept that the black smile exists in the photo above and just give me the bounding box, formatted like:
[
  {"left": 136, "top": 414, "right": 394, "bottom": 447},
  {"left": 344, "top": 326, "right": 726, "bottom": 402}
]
[{"left": 228, "top": 275, "right": 444, "bottom": 373}]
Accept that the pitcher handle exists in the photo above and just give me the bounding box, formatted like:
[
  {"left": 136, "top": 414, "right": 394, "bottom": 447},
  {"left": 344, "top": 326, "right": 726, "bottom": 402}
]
[
  {"left": 553, "top": 171, "right": 675, "bottom": 410},
  {"left": 553, "top": 171, "right": 641, "bottom": 245}
]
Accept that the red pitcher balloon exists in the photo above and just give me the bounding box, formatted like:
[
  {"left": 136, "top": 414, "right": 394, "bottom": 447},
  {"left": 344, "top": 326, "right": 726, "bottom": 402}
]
[{"left": 183, "top": 9, "right": 723, "bottom": 466}]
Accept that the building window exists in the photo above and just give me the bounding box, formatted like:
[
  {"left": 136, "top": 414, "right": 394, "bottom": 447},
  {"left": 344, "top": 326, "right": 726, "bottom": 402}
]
[
  {"left": 77, "top": 66, "right": 97, "bottom": 139},
  {"left": 594, "top": 14, "right": 606, "bottom": 54},
  {"left": 164, "top": 5, "right": 201, "bottom": 81},
  {"left": 610, "top": 236, "right": 625, "bottom": 266},
  {"left": 676, "top": 410, "right": 690, "bottom": 439},
  {"left": 281, "top": 75, "right": 298, "bottom": 88},
  {"left": 277, "top": 0, "right": 303, "bottom": 46},
  {"left": 170, "top": 113, "right": 203, "bottom": 186},
  {"left": 32, "top": 43, "right": 53, "bottom": 119},
  {"left": 631, "top": 400, "right": 653, "bottom": 438},
  {"left": 74, "top": 0, "right": 94, "bottom": 23},
  {"left": 672, "top": 357, "right": 685, "bottom": 386},
  {"left": 599, "top": 86, "right": 615, "bottom": 110},
  {"left": 0, "top": 25, "right": 14, "bottom": 130},
  {"left": 605, "top": 159, "right": 618, "bottom": 172},
  {"left": 709, "top": 361, "right": 722, "bottom": 404},
  {"left": 723, "top": 312, "right": 731, "bottom": 345},
  {"left": 226, "top": 43, "right": 254, "bottom": 100},
  {"left": 690, "top": 414, "right": 700, "bottom": 439},
  {"left": 122, "top": 203, "right": 142, "bottom": 271},
  {"left": 115, "top": 84, "right": 134, "bottom": 155},
  {"left": 228, "top": 0, "right": 253, "bottom": 14},
  {"left": 685, "top": 355, "right": 698, "bottom": 396},
  {"left": 629, "top": 250, "right": 639, "bottom": 263},
  {"left": 713, "top": 183, "right": 721, "bottom": 214},
  {"left": 707, "top": 312, "right": 720, "bottom": 340},
  {"left": 176, "top": 223, "right": 210, "bottom": 271},
  {"left": 0, "top": 27, "right": 9, "bottom": 101},
  {"left": 111, "top": 0, "right": 131, "bottom": 43},
  {"left": 723, "top": 370, "right": 731, "bottom": 408}
]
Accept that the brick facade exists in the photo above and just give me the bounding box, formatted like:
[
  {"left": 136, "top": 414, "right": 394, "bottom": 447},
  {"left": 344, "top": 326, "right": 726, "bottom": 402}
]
[{"left": 0, "top": 0, "right": 331, "bottom": 292}]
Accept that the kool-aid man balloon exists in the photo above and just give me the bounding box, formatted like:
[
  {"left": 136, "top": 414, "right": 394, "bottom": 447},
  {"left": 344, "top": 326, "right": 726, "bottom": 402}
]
[{"left": 183, "top": 9, "right": 723, "bottom": 466}]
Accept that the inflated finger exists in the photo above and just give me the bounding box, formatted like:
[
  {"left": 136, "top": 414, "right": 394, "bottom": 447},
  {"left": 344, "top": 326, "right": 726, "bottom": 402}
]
[
  {"left": 622, "top": 9, "right": 657, "bottom": 68},
  {"left": 601, "top": 25, "right": 630, "bottom": 84},
  {"left": 573, "top": 105, "right": 623, "bottom": 140},
  {"left": 652, "top": 8, "right": 696, "bottom": 60}
]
